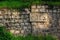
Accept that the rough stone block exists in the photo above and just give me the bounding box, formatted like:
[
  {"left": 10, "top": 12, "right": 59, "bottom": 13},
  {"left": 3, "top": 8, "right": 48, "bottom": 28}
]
[
  {"left": 53, "top": 10, "right": 57, "bottom": 12},
  {"left": 48, "top": 10, "right": 53, "bottom": 12},
  {"left": 31, "top": 8, "right": 39, "bottom": 12},
  {"left": 0, "top": 16, "right": 3, "bottom": 18},
  {"left": 31, "top": 5, "right": 36, "bottom": 9},
  {"left": 39, "top": 8, "right": 45, "bottom": 12},
  {"left": 30, "top": 13, "right": 39, "bottom": 21},
  {"left": 32, "top": 22, "right": 49, "bottom": 30},
  {"left": 37, "top": 5, "right": 41, "bottom": 8},
  {"left": 20, "top": 23, "right": 25, "bottom": 25},
  {"left": 14, "top": 30, "right": 20, "bottom": 34},
  {"left": 10, "top": 29, "right": 15, "bottom": 34},
  {"left": 24, "top": 23, "right": 30, "bottom": 25}
]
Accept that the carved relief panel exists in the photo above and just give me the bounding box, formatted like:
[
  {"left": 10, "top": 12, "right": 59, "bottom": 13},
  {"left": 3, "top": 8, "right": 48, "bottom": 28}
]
[{"left": 30, "top": 13, "right": 50, "bottom": 29}]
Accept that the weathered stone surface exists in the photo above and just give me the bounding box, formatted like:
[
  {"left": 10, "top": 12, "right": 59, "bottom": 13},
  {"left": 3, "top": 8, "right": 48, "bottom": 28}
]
[
  {"left": 31, "top": 5, "right": 36, "bottom": 9},
  {"left": 30, "top": 13, "right": 39, "bottom": 21},
  {"left": 0, "top": 5, "right": 60, "bottom": 39},
  {"left": 31, "top": 8, "right": 39, "bottom": 12}
]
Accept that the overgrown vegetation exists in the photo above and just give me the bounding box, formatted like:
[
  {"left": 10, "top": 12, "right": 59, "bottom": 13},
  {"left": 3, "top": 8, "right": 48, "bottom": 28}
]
[
  {"left": 0, "top": 26, "right": 58, "bottom": 40},
  {"left": 0, "top": 0, "right": 60, "bottom": 8},
  {"left": 0, "top": 26, "right": 12, "bottom": 40}
]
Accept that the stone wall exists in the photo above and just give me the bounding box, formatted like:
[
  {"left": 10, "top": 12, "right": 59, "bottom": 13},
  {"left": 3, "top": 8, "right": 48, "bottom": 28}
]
[
  {"left": 0, "top": 8, "right": 31, "bottom": 36},
  {"left": 30, "top": 5, "right": 60, "bottom": 37},
  {"left": 30, "top": 5, "right": 60, "bottom": 38},
  {"left": 0, "top": 5, "right": 60, "bottom": 37}
]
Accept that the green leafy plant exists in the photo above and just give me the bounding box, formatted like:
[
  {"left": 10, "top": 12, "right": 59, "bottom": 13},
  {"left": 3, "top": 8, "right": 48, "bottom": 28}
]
[
  {"left": 0, "top": 0, "right": 59, "bottom": 8},
  {"left": 0, "top": 26, "right": 58, "bottom": 40},
  {"left": 0, "top": 26, "right": 12, "bottom": 40}
]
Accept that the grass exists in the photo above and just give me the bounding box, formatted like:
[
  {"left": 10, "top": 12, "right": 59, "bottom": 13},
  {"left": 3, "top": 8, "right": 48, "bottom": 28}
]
[
  {"left": 46, "top": 1, "right": 60, "bottom": 6},
  {"left": 0, "top": 1, "right": 60, "bottom": 8},
  {"left": 0, "top": 26, "right": 58, "bottom": 40},
  {"left": 0, "top": 1, "right": 24, "bottom": 8},
  {"left": 0, "top": 26, "right": 12, "bottom": 40}
]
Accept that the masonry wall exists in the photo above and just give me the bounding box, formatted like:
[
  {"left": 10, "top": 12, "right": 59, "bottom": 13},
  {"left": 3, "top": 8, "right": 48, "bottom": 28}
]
[
  {"left": 30, "top": 5, "right": 60, "bottom": 38},
  {"left": 0, "top": 8, "right": 31, "bottom": 36},
  {"left": 0, "top": 5, "right": 60, "bottom": 37}
]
